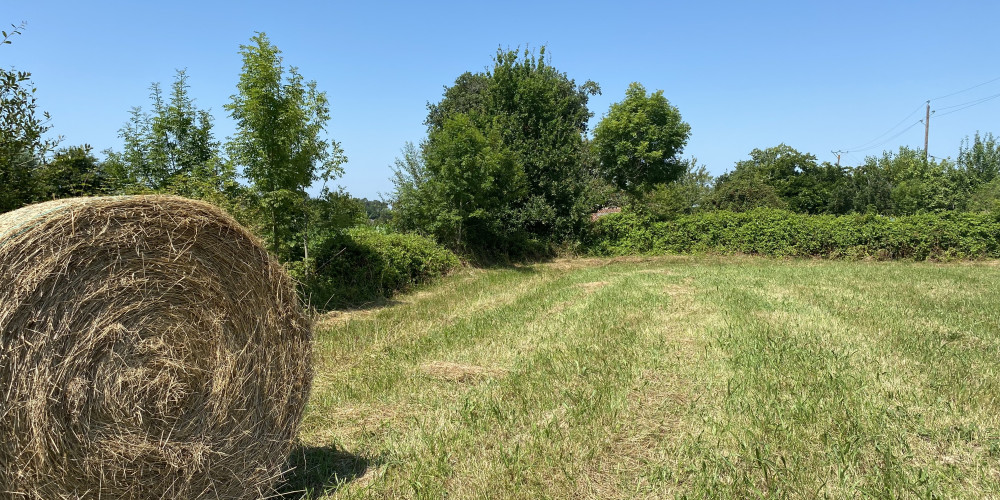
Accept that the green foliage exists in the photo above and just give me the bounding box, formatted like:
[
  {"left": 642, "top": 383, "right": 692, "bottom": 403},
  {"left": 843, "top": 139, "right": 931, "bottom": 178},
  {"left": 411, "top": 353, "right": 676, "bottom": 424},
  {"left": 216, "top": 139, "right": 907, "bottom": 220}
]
[
  {"left": 358, "top": 197, "right": 391, "bottom": 223},
  {"left": 0, "top": 23, "right": 58, "bottom": 213},
  {"left": 592, "top": 82, "right": 690, "bottom": 195},
  {"left": 300, "top": 189, "right": 366, "bottom": 254},
  {"left": 587, "top": 208, "right": 1000, "bottom": 260},
  {"left": 104, "top": 70, "right": 234, "bottom": 198},
  {"left": 225, "top": 32, "right": 346, "bottom": 261},
  {"left": 401, "top": 47, "right": 599, "bottom": 256},
  {"left": 958, "top": 132, "right": 1000, "bottom": 185},
  {"left": 640, "top": 158, "right": 713, "bottom": 219},
  {"left": 301, "top": 227, "right": 460, "bottom": 310},
  {"left": 35, "top": 145, "right": 106, "bottom": 199},
  {"left": 422, "top": 113, "right": 526, "bottom": 250},
  {"left": 710, "top": 170, "right": 787, "bottom": 212},
  {"left": 389, "top": 141, "right": 433, "bottom": 231},
  {"left": 711, "top": 144, "right": 852, "bottom": 214},
  {"left": 851, "top": 147, "right": 962, "bottom": 215},
  {"left": 968, "top": 177, "right": 1000, "bottom": 212}
]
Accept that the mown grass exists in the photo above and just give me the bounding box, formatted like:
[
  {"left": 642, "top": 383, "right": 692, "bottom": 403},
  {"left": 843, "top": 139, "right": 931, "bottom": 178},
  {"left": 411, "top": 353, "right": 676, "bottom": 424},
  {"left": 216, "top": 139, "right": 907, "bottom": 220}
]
[{"left": 280, "top": 256, "right": 1000, "bottom": 499}]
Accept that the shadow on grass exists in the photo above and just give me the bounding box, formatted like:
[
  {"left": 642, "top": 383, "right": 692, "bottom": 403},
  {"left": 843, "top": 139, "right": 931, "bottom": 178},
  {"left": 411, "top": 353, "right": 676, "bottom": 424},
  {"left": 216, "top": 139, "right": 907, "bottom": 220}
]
[{"left": 276, "top": 444, "right": 372, "bottom": 499}]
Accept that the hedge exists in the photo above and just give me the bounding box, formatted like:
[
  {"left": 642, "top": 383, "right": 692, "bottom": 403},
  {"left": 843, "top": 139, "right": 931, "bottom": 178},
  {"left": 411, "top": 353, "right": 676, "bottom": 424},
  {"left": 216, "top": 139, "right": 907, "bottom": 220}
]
[
  {"left": 301, "top": 227, "right": 461, "bottom": 310},
  {"left": 585, "top": 208, "right": 1000, "bottom": 260}
]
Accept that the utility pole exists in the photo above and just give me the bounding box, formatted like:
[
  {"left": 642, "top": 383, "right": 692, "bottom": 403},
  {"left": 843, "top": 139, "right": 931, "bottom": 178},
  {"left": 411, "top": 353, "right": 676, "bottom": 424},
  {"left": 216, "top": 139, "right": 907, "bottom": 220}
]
[
  {"left": 831, "top": 150, "right": 843, "bottom": 166},
  {"left": 920, "top": 101, "right": 935, "bottom": 162}
]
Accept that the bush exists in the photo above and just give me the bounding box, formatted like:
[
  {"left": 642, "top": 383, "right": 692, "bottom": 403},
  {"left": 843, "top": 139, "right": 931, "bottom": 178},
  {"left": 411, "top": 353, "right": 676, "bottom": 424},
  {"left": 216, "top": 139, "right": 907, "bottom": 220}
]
[
  {"left": 301, "top": 227, "right": 461, "bottom": 310},
  {"left": 586, "top": 208, "right": 1000, "bottom": 260}
]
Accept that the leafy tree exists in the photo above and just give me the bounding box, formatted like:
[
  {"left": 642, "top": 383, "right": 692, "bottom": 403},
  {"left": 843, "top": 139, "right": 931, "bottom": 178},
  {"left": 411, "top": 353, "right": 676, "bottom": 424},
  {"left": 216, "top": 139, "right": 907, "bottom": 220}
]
[
  {"left": 422, "top": 113, "right": 524, "bottom": 250},
  {"left": 785, "top": 161, "right": 853, "bottom": 214},
  {"left": 710, "top": 145, "right": 813, "bottom": 212},
  {"left": 425, "top": 72, "right": 488, "bottom": 131},
  {"left": 408, "top": 47, "right": 599, "bottom": 254},
  {"left": 710, "top": 171, "right": 787, "bottom": 212},
  {"left": 641, "top": 158, "right": 713, "bottom": 219},
  {"left": 849, "top": 158, "right": 895, "bottom": 214},
  {"left": 225, "top": 32, "right": 346, "bottom": 260},
  {"left": 302, "top": 188, "right": 366, "bottom": 252},
  {"left": 849, "top": 146, "right": 960, "bottom": 215},
  {"left": 35, "top": 145, "right": 106, "bottom": 199},
  {"left": 958, "top": 132, "right": 1000, "bottom": 184},
  {"left": 358, "top": 198, "right": 391, "bottom": 223},
  {"left": 592, "top": 82, "right": 690, "bottom": 195},
  {"left": 104, "top": 70, "right": 233, "bottom": 198},
  {"left": 0, "top": 23, "right": 57, "bottom": 213},
  {"left": 390, "top": 141, "right": 435, "bottom": 234},
  {"left": 709, "top": 144, "right": 855, "bottom": 214}
]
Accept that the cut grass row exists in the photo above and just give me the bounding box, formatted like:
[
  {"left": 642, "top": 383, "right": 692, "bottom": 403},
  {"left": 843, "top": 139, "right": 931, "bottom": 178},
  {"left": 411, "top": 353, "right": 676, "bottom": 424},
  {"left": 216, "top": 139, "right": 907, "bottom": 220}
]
[{"left": 282, "top": 256, "right": 1000, "bottom": 499}]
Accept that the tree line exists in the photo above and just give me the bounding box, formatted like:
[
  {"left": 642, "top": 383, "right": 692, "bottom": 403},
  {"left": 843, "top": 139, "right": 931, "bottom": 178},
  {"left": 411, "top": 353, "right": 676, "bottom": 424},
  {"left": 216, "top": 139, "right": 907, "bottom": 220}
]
[
  {"left": 1, "top": 29, "right": 384, "bottom": 267},
  {"left": 4, "top": 26, "right": 1000, "bottom": 266},
  {"left": 389, "top": 48, "right": 1000, "bottom": 258}
]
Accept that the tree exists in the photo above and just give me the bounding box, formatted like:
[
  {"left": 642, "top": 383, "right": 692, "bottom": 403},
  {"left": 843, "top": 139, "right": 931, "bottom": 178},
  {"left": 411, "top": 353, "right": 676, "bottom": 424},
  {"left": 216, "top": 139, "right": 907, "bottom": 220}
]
[
  {"left": 225, "top": 32, "right": 346, "bottom": 260},
  {"left": 304, "top": 188, "right": 366, "bottom": 245},
  {"left": 104, "top": 70, "right": 233, "bottom": 198},
  {"left": 708, "top": 144, "right": 854, "bottom": 214},
  {"left": 785, "top": 161, "right": 853, "bottom": 214},
  {"left": 390, "top": 141, "right": 434, "bottom": 234},
  {"left": 710, "top": 170, "right": 787, "bottom": 212},
  {"left": 592, "top": 82, "right": 690, "bottom": 196},
  {"left": 0, "top": 23, "right": 57, "bottom": 213},
  {"left": 849, "top": 146, "right": 960, "bottom": 215},
  {"left": 641, "top": 158, "right": 713, "bottom": 219},
  {"left": 710, "top": 145, "right": 812, "bottom": 212},
  {"left": 422, "top": 113, "right": 524, "bottom": 250},
  {"left": 850, "top": 157, "right": 895, "bottom": 214},
  {"left": 35, "top": 145, "right": 106, "bottom": 199},
  {"left": 406, "top": 47, "right": 599, "bottom": 254},
  {"left": 358, "top": 198, "right": 390, "bottom": 223},
  {"left": 958, "top": 132, "right": 1000, "bottom": 185},
  {"left": 968, "top": 177, "right": 1000, "bottom": 212}
]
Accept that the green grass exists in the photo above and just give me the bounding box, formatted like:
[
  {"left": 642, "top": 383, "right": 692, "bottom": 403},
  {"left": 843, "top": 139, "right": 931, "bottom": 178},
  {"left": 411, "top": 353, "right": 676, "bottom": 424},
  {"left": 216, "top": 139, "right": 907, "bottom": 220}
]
[{"left": 280, "top": 256, "right": 1000, "bottom": 499}]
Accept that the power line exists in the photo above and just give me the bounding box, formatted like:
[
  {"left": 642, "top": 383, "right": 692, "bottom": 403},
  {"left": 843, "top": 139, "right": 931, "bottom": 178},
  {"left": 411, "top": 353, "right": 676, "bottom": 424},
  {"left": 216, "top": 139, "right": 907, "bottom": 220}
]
[
  {"left": 841, "top": 102, "right": 925, "bottom": 151},
  {"left": 930, "top": 75, "right": 1000, "bottom": 101},
  {"left": 847, "top": 120, "right": 924, "bottom": 153},
  {"left": 933, "top": 92, "right": 1000, "bottom": 117},
  {"left": 833, "top": 76, "right": 1000, "bottom": 160}
]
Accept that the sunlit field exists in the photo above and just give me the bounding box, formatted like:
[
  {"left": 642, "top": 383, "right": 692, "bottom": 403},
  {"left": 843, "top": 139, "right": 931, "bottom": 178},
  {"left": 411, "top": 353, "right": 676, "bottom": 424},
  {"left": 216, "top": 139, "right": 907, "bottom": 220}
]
[{"left": 282, "top": 256, "right": 1000, "bottom": 499}]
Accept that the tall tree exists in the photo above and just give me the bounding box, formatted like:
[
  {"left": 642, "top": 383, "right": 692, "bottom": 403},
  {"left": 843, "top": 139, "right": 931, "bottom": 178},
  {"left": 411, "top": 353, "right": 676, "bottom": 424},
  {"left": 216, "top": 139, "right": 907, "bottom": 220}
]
[
  {"left": 104, "top": 70, "right": 232, "bottom": 197},
  {"left": 958, "top": 132, "right": 1000, "bottom": 185},
  {"left": 407, "top": 47, "right": 599, "bottom": 254},
  {"left": 592, "top": 82, "right": 690, "bottom": 196},
  {"left": 225, "top": 32, "right": 345, "bottom": 259},
  {"left": 0, "top": 23, "right": 57, "bottom": 213}
]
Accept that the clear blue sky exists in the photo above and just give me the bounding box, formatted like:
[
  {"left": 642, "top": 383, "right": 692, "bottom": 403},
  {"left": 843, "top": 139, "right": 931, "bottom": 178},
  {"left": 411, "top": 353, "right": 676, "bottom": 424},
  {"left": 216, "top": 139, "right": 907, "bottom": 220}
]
[{"left": 5, "top": 1, "right": 999, "bottom": 199}]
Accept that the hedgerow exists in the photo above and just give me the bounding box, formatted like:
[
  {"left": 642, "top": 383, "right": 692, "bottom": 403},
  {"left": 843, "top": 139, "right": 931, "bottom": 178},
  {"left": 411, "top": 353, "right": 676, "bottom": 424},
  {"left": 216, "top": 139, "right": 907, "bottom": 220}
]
[
  {"left": 585, "top": 208, "right": 1000, "bottom": 260},
  {"left": 300, "top": 227, "right": 461, "bottom": 310}
]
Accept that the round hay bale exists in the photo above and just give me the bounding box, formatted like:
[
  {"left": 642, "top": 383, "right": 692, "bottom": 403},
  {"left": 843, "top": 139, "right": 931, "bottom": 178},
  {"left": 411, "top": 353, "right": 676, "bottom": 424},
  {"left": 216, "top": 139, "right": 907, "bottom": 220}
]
[{"left": 0, "top": 196, "right": 312, "bottom": 499}]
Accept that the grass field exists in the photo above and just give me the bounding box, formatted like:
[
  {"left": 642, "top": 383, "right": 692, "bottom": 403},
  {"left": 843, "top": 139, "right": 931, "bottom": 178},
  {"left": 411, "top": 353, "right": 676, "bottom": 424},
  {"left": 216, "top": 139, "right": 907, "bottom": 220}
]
[{"left": 280, "top": 256, "right": 1000, "bottom": 499}]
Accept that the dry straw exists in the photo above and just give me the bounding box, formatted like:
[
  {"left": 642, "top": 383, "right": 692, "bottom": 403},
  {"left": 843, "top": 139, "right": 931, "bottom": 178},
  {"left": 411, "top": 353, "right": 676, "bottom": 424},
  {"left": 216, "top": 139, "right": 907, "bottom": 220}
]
[{"left": 0, "top": 196, "right": 312, "bottom": 499}]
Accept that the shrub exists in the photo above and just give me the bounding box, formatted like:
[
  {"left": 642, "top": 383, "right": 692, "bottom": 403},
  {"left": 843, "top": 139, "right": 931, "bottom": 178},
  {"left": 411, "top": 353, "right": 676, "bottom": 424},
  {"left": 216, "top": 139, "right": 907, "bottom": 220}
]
[
  {"left": 586, "top": 208, "right": 1000, "bottom": 260},
  {"left": 303, "top": 227, "right": 461, "bottom": 310}
]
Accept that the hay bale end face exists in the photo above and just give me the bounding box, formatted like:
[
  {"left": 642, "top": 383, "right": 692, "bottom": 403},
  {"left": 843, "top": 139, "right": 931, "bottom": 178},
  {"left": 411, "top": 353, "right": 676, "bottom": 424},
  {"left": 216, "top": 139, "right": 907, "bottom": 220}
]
[{"left": 0, "top": 196, "right": 312, "bottom": 499}]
